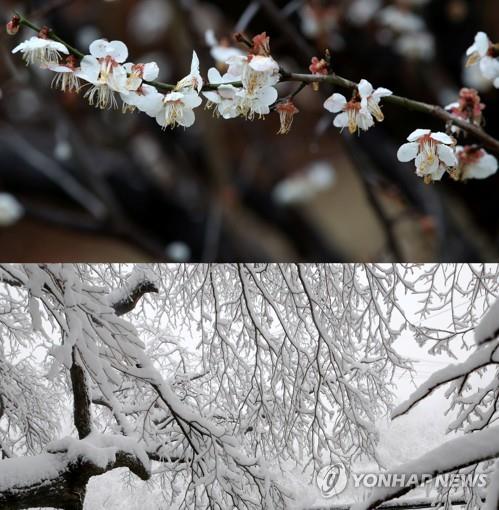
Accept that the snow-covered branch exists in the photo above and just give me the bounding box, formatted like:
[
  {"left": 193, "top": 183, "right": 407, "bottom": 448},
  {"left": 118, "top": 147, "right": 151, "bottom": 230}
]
[
  {"left": 351, "top": 426, "right": 499, "bottom": 510},
  {"left": 392, "top": 338, "right": 499, "bottom": 419},
  {"left": 0, "top": 434, "right": 150, "bottom": 510}
]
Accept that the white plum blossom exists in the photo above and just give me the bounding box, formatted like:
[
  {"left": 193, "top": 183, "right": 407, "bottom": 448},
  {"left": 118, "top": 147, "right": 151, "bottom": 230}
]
[
  {"left": 323, "top": 79, "right": 390, "bottom": 134},
  {"left": 0, "top": 193, "right": 23, "bottom": 226},
  {"left": 152, "top": 90, "right": 202, "bottom": 129},
  {"left": 397, "top": 129, "right": 457, "bottom": 183},
  {"left": 48, "top": 55, "right": 81, "bottom": 93},
  {"left": 453, "top": 146, "right": 498, "bottom": 181},
  {"left": 223, "top": 54, "right": 279, "bottom": 119},
  {"left": 77, "top": 39, "right": 130, "bottom": 109},
  {"left": 241, "top": 55, "right": 280, "bottom": 95},
  {"left": 120, "top": 62, "right": 160, "bottom": 112},
  {"left": 324, "top": 93, "right": 374, "bottom": 134},
  {"left": 466, "top": 32, "right": 499, "bottom": 88},
  {"left": 121, "top": 83, "right": 163, "bottom": 116},
  {"left": 175, "top": 51, "right": 203, "bottom": 93},
  {"left": 358, "top": 79, "right": 392, "bottom": 122},
  {"left": 123, "top": 62, "right": 159, "bottom": 91},
  {"left": 467, "top": 32, "right": 491, "bottom": 65},
  {"left": 202, "top": 68, "right": 241, "bottom": 119},
  {"left": 236, "top": 85, "right": 278, "bottom": 119},
  {"left": 12, "top": 36, "right": 68, "bottom": 66}
]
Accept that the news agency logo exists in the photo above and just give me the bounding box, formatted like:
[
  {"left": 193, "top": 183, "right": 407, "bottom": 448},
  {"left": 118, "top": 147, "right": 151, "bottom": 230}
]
[
  {"left": 316, "top": 466, "right": 489, "bottom": 499},
  {"left": 316, "top": 462, "right": 348, "bottom": 497}
]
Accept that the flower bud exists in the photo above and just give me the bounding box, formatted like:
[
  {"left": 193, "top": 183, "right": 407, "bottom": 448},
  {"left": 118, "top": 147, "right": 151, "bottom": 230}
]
[
  {"left": 309, "top": 56, "right": 329, "bottom": 76},
  {"left": 6, "top": 16, "right": 20, "bottom": 35}
]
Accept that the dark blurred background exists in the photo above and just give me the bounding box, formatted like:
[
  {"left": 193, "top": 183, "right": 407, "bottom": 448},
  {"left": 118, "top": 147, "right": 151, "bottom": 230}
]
[{"left": 0, "top": 0, "right": 498, "bottom": 261}]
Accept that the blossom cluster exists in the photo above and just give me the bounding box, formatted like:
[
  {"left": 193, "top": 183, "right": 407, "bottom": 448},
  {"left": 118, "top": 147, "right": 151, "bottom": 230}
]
[
  {"left": 6, "top": 19, "right": 499, "bottom": 185},
  {"left": 11, "top": 26, "right": 282, "bottom": 130}
]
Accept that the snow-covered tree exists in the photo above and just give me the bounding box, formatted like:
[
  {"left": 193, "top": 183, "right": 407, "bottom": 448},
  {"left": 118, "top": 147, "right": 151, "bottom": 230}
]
[{"left": 0, "top": 264, "right": 499, "bottom": 509}]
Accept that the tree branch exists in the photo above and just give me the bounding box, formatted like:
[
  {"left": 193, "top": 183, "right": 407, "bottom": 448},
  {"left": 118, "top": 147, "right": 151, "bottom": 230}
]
[
  {"left": 352, "top": 425, "right": 499, "bottom": 510},
  {"left": 0, "top": 442, "right": 150, "bottom": 510},
  {"left": 12, "top": 13, "right": 499, "bottom": 154},
  {"left": 70, "top": 350, "right": 92, "bottom": 440},
  {"left": 392, "top": 339, "right": 499, "bottom": 419},
  {"left": 110, "top": 280, "right": 159, "bottom": 317}
]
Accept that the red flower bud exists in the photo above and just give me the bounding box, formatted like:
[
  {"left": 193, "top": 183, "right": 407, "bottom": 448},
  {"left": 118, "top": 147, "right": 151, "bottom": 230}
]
[
  {"left": 6, "top": 16, "right": 20, "bottom": 36},
  {"left": 309, "top": 56, "right": 329, "bottom": 76}
]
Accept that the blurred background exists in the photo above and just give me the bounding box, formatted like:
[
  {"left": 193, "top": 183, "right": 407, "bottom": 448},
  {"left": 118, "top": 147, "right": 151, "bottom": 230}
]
[{"left": 0, "top": 0, "right": 498, "bottom": 262}]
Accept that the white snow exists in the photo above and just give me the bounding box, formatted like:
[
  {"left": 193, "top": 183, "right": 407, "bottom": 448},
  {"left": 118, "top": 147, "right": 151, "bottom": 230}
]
[
  {"left": 0, "top": 453, "right": 66, "bottom": 492},
  {"left": 351, "top": 425, "right": 499, "bottom": 510}
]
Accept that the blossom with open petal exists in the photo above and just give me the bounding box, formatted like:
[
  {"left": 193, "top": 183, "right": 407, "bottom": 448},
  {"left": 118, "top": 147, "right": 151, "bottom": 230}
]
[
  {"left": 12, "top": 36, "right": 68, "bottom": 66},
  {"left": 397, "top": 129, "right": 457, "bottom": 183},
  {"left": 358, "top": 79, "right": 392, "bottom": 122},
  {"left": 153, "top": 90, "right": 202, "bottom": 129},
  {"left": 466, "top": 32, "right": 491, "bottom": 66},
  {"left": 48, "top": 55, "right": 81, "bottom": 93},
  {"left": 323, "top": 93, "right": 374, "bottom": 134},
  {"left": 466, "top": 32, "right": 499, "bottom": 87},
  {"left": 202, "top": 68, "right": 241, "bottom": 119},
  {"left": 175, "top": 51, "right": 203, "bottom": 93},
  {"left": 121, "top": 84, "right": 164, "bottom": 116},
  {"left": 452, "top": 146, "right": 498, "bottom": 181},
  {"left": 243, "top": 55, "right": 280, "bottom": 95},
  {"left": 223, "top": 54, "right": 279, "bottom": 119},
  {"left": 123, "top": 62, "right": 159, "bottom": 91},
  {"left": 77, "top": 39, "right": 129, "bottom": 109},
  {"left": 236, "top": 85, "right": 278, "bottom": 120},
  {"left": 120, "top": 62, "right": 160, "bottom": 112}
]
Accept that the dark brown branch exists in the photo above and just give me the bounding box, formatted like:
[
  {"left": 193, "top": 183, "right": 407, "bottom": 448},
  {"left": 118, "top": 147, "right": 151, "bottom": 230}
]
[
  {"left": 70, "top": 350, "right": 92, "bottom": 440},
  {"left": 110, "top": 280, "right": 159, "bottom": 317}
]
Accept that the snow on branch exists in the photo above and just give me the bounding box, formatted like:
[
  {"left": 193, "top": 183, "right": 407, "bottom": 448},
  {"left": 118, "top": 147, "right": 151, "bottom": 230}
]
[
  {"left": 351, "top": 425, "right": 499, "bottom": 510},
  {"left": 392, "top": 337, "right": 499, "bottom": 419},
  {"left": 108, "top": 274, "right": 159, "bottom": 317},
  {"left": 0, "top": 434, "right": 150, "bottom": 510}
]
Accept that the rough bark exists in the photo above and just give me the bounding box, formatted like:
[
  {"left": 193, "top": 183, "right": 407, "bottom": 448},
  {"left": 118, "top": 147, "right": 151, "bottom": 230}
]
[
  {"left": 110, "top": 280, "right": 158, "bottom": 317},
  {"left": 0, "top": 449, "right": 150, "bottom": 510},
  {"left": 70, "top": 351, "right": 92, "bottom": 440}
]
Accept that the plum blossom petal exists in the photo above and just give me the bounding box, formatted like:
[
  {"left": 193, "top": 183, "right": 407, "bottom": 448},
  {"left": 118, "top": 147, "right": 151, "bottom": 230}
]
[
  {"left": 89, "top": 39, "right": 128, "bottom": 63},
  {"left": 407, "top": 128, "right": 431, "bottom": 142},
  {"left": 397, "top": 142, "right": 419, "bottom": 162},
  {"left": 430, "top": 132, "right": 454, "bottom": 145},
  {"left": 466, "top": 32, "right": 490, "bottom": 59},
  {"left": 333, "top": 111, "right": 349, "bottom": 129},
  {"left": 437, "top": 144, "right": 458, "bottom": 167},
  {"left": 176, "top": 51, "right": 203, "bottom": 93},
  {"left": 358, "top": 79, "right": 374, "bottom": 97},
  {"left": 324, "top": 94, "right": 347, "bottom": 113}
]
